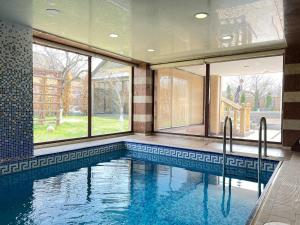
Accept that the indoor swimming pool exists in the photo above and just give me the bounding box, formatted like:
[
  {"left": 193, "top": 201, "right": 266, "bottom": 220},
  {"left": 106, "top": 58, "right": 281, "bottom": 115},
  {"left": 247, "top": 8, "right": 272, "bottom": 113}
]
[{"left": 0, "top": 142, "right": 279, "bottom": 225}]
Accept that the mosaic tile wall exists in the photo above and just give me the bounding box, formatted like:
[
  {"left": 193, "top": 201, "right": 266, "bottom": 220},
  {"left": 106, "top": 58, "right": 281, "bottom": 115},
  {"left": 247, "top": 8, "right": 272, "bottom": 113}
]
[{"left": 0, "top": 20, "right": 33, "bottom": 160}]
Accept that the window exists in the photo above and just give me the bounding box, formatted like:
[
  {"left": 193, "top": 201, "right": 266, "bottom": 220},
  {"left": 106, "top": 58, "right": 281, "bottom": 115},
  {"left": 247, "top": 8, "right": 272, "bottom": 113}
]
[
  {"left": 209, "top": 56, "right": 283, "bottom": 142},
  {"left": 92, "top": 58, "right": 132, "bottom": 135},
  {"left": 154, "top": 66, "right": 206, "bottom": 136},
  {"left": 153, "top": 55, "right": 283, "bottom": 143},
  {"left": 33, "top": 44, "right": 88, "bottom": 143},
  {"left": 33, "top": 43, "right": 132, "bottom": 144}
]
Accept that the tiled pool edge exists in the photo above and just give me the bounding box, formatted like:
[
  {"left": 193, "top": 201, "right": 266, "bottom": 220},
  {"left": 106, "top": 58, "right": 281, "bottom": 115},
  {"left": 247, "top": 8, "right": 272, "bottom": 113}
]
[
  {"left": 0, "top": 141, "right": 279, "bottom": 176},
  {"left": 246, "top": 160, "right": 283, "bottom": 225}
]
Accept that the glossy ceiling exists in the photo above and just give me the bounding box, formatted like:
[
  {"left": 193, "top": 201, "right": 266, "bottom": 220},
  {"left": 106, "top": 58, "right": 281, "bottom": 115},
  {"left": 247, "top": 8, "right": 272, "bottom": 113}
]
[
  {"left": 179, "top": 55, "right": 283, "bottom": 76},
  {"left": 0, "top": 0, "right": 285, "bottom": 64}
]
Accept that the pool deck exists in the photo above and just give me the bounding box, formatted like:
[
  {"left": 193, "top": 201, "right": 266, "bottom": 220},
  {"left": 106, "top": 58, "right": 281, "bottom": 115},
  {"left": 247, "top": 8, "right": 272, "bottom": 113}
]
[{"left": 35, "top": 134, "right": 299, "bottom": 225}]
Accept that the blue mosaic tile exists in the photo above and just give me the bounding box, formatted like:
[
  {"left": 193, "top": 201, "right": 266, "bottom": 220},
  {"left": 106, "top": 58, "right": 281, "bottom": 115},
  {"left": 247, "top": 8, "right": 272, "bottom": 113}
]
[{"left": 0, "top": 20, "right": 33, "bottom": 160}]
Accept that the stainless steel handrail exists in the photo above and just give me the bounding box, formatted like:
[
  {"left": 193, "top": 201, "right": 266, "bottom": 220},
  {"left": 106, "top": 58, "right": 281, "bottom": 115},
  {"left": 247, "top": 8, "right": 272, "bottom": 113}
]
[
  {"left": 223, "top": 116, "right": 233, "bottom": 175},
  {"left": 221, "top": 177, "right": 232, "bottom": 217},
  {"left": 257, "top": 117, "right": 267, "bottom": 197},
  {"left": 258, "top": 117, "right": 267, "bottom": 157}
]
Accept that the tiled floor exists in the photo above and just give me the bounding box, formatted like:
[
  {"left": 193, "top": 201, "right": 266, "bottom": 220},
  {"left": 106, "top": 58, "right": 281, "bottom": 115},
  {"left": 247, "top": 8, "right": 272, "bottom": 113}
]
[
  {"left": 35, "top": 134, "right": 297, "bottom": 225},
  {"left": 252, "top": 151, "right": 300, "bottom": 225}
]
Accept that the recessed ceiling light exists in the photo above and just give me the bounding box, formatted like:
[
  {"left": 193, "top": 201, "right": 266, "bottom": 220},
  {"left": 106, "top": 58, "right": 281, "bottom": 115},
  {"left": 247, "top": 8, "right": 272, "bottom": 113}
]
[
  {"left": 46, "top": 8, "right": 60, "bottom": 15},
  {"left": 147, "top": 49, "right": 155, "bottom": 52},
  {"left": 47, "top": 0, "right": 56, "bottom": 6},
  {"left": 194, "top": 12, "right": 208, "bottom": 19},
  {"left": 109, "top": 33, "right": 119, "bottom": 38},
  {"left": 222, "top": 35, "right": 233, "bottom": 40}
]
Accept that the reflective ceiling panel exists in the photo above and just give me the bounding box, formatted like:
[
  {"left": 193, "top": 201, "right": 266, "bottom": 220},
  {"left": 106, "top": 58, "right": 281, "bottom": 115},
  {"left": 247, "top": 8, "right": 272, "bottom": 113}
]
[{"left": 0, "top": 0, "right": 285, "bottom": 64}]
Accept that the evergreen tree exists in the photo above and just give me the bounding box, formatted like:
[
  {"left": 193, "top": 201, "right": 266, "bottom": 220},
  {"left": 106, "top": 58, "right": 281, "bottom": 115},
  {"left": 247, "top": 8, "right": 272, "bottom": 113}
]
[
  {"left": 226, "top": 85, "right": 233, "bottom": 100},
  {"left": 240, "top": 91, "right": 246, "bottom": 104}
]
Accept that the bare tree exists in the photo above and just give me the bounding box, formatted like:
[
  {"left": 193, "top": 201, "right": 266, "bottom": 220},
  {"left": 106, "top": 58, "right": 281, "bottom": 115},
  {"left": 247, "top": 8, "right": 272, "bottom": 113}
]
[
  {"left": 225, "top": 75, "right": 276, "bottom": 110},
  {"left": 35, "top": 46, "right": 88, "bottom": 124},
  {"left": 92, "top": 61, "right": 128, "bottom": 121}
]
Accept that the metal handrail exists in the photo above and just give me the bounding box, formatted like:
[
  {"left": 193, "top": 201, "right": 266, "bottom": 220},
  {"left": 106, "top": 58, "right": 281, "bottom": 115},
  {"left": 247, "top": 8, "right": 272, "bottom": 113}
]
[
  {"left": 223, "top": 116, "right": 233, "bottom": 176},
  {"left": 257, "top": 117, "right": 267, "bottom": 197},
  {"left": 258, "top": 117, "right": 267, "bottom": 157},
  {"left": 221, "top": 177, "right": 232, "bottom": 217},
  {"left": 223, "top": 116, "right": 233, "bottom": 171}
]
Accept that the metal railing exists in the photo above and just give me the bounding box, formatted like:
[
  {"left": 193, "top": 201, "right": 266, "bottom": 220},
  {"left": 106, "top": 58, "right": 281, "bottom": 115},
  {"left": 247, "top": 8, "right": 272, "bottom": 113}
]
[
  {"left": 258, "top": 117, "right": 267, "bottom": 157},
  {"left": 221, "top": 177, "right": 232, "bottom": 217},
  {"left": 223, "top": 116, "right": 233, "bottom": 174},
  {"left": 257, "top": 117, "right": 267, "bottom": 197}
]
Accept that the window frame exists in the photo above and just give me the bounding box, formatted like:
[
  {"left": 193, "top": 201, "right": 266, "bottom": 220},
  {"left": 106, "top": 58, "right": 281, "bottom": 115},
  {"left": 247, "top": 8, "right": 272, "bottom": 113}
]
[
  {"left": 33, "top": 40, "right": 134, "bottom": 145},
  {"left": 153, "top": 54, "right": 284, "bottom": 145}
]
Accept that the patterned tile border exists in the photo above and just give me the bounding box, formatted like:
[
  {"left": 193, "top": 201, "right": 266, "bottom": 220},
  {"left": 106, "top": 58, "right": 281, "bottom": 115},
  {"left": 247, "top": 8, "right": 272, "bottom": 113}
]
[
  {"left": 0, "top": 141, "right": 279, "bottom": 176},
  {"left": 125, "top": 142, "right": 279, "bottom": 172},
  {"left": 127, "top": 151, "right": 274, "bottom": 184},
  {"left": 0, "top": 142, "right": 124, "bottom": 176}
]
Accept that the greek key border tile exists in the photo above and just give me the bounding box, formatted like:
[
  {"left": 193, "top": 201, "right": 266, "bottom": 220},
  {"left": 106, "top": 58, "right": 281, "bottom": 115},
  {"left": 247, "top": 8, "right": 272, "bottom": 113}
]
[
  {"left": 0, "top": 141, "right": 279, "bottom": 176},
  {"left": 0, "top": 142, "right": 125, "bottom": 175},
  {"left": 124, "top": 142, "right": 279, "bottom": 172}
]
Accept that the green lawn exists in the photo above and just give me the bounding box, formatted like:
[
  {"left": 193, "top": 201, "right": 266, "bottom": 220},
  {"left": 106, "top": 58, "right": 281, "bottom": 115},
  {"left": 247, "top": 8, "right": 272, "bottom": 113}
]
[{"left": 34, "top": 115, "right": 129, "bottom": 143}]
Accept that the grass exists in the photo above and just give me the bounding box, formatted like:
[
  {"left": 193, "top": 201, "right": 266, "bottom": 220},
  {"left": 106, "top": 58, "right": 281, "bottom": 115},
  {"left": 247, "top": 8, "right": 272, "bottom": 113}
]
[{"left": 34, "top": 115, "right": 129, "bottom": 143}]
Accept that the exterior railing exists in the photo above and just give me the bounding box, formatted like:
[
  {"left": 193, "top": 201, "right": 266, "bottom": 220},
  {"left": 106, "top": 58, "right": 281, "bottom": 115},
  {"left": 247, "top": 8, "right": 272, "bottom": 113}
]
[{"left": 220, "top": 97, "right": 251, "bottom": 135}]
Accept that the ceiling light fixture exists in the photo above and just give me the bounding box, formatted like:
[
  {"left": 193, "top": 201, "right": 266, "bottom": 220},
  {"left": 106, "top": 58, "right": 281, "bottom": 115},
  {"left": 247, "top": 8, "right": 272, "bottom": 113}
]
[
  {"left": 194, "top": 12, "right": 208, "bottom": 19},
  {"left": 47, "top": 0, "right": 56, "bottom": 6},
  {"left": 46, "top": 8, "right": 60, "bottom": 15},
  {"left": 222, "top": 35, "right": 233, "bottom": 40},
  {"left": 109, "top": 33, "right": 119, "bottom": 38},
  {"left": 147, "top": 49, "right": 155, "bottom": 52}
]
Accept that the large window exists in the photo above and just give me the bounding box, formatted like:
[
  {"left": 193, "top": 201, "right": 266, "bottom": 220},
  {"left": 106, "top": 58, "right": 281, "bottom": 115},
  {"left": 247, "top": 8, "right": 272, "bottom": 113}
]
[
  {"left": 209, "top": 56, "right": 283, "bottom": 142},
  {"left": 154, "top": 66, "right": 206, "bottom": 136},
  {"left": 92, "top": 58, "right": 132, "bottom": 136},
  {"left": 33, "top": 44, "right": 132, "bottom": 143},
  {"left": 153, "top": 55, "right": 283, "bottom": 143}
]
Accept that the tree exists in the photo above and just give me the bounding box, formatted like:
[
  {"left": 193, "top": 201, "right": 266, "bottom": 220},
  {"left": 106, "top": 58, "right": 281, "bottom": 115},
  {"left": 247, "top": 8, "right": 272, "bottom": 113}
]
[
  {"left": 62, "top": 73, "right": 72, "bottom": 115},
  {"left": 265, "top": 93, "right": 273, "bottom": 110},
  {"left": 92, "top": 60, "right": 128, "bottom": 121},
  {"left": 240, "top": 91, "right": 246, "bottom": 104},
  {"left": 34, "top": 46, "right": 88, "bottom": 124},
  {"left": 226, "top": 85, "right": 233, "bottom": 100},
  {"left": 226, "top": 75, "right": 275, "bottom": 111}
]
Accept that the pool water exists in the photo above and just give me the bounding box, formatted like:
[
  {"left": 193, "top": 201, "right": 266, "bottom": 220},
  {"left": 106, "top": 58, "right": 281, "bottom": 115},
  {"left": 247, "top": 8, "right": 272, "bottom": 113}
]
[{"left": 0, "top": 150, "right": 274, "bottom": 225}]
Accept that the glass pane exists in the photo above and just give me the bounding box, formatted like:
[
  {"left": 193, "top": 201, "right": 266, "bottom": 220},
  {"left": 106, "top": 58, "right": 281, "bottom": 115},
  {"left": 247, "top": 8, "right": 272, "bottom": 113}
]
[
  {"left": 209, "top": 56, "right": 283, "bottom": 142},
  {"left": 33, "top": 44, "right": 88, "bottom": 143},
  {"left": 154, "top": 66, "right": 206, "bottom": 136},
  {"left": 91, "top": 57, "right": 131, "bottom": 135}
]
